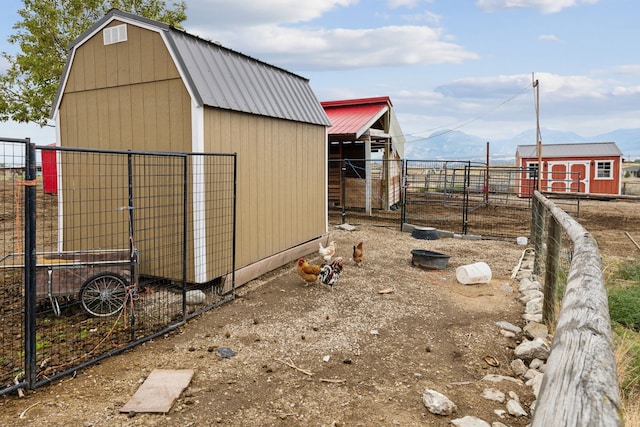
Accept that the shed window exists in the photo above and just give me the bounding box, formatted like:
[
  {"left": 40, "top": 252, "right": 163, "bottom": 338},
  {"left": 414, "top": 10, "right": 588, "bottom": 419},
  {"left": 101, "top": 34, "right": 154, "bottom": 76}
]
[
  {"left": 596, "top": 161, "right": 613, "bottom": 179},
  {"left": 526, "top": 162, "right": 539, "bottom": 180},
  {"left": 103, "top": 24, "right": 127, "bottom": 45}
]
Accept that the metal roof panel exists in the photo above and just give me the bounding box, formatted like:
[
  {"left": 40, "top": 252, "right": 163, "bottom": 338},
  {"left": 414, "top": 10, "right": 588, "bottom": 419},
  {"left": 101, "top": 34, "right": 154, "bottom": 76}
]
[
  {"left": 517, "top": 142, "right": 622, "bottom": 158},
  {"left": 52, "top": 9, "right": 331, "bottom": 127},
  {"left": 323, "top": 104, "right": 388, "bottom": 138},
  {"left": 168, "top": 30, "right": 330, "bottom": 126}
]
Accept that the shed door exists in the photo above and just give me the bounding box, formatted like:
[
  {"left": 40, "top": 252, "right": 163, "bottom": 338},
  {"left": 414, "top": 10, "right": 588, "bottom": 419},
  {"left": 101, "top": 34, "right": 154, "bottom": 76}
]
[
  {"left": 547, "top": 161, "right": 590, "bottom": 193},
  {"left": 570, "top": 162, "right": 589, "bottom": 193},
  {"left": 548, "top": 162, "right": 568, "bottom": 192}
]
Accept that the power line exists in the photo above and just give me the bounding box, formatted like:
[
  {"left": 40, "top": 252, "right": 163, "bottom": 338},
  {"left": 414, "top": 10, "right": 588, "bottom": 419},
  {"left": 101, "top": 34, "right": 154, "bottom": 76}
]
[{"left": 395, "top": 81, "right": 534, "bottom": 143}]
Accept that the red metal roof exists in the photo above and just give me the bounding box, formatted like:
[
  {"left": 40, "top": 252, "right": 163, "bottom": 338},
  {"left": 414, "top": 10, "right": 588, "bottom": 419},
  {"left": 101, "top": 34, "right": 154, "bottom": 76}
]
[{"left": 321, "top": 97, "right": 391, "bottom": 138}]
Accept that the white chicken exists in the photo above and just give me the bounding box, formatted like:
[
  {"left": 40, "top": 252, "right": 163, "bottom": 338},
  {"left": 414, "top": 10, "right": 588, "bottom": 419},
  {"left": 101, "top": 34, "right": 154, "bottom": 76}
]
[
  {"left": 319, "top": 257, "right": 343, "bottom": 289},
  {"left": 318, "top": 240, "right": 337, "bottom": 263}
]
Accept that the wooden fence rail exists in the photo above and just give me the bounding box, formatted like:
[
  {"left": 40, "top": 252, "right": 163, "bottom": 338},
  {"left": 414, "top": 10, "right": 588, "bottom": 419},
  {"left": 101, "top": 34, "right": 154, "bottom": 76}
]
[{"left": 530, "top": 191, "right": 621, "bottom": 426}]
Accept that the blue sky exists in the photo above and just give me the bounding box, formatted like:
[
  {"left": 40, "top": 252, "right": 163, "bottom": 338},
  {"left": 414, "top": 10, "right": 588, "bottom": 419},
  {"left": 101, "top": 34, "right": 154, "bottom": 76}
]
[{"left": 1, "top": 0, "right": 639, "bottom": 146}]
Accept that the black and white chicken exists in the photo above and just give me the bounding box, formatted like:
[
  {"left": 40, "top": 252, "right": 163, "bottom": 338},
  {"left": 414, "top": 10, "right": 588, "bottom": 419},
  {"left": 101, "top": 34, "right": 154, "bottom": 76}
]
[{"left": 319, "top": 257, "right": 343, "bottom": 289}]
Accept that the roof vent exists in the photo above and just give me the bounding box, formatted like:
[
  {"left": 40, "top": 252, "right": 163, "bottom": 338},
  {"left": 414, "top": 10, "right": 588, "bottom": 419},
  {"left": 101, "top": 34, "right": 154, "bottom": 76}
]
[{"left": 103, "top": 24, "right": 127, "bottom": 45}]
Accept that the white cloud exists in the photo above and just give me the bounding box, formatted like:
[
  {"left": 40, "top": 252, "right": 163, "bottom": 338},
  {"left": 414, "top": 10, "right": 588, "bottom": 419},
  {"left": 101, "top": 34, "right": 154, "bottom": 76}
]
[
  {"left": 611, "top": 64, "right": 640, "bottom": 74},
  {"left": 185, "top": 0, "right": 358, "bottom": 28},
  {"left": 387, "top": 0, "right": 433, "bottom": 8},
  {"left": 612, "top": 86, "right": 640, "bottom": 96},
  {"left": 538, "top": 34, "right": 561, "bottom": 42},
  {"left": 475, "top": 0, "right": 600, "bottom": 14},
  {"left": 189, "top": 24, "right": 479, "bottom": 71}
]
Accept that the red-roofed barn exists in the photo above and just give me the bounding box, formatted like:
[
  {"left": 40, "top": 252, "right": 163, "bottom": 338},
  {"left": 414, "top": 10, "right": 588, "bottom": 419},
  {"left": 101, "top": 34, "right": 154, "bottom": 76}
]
[{"left": 321, "top": 97, "right": 405, "bottom": 211}]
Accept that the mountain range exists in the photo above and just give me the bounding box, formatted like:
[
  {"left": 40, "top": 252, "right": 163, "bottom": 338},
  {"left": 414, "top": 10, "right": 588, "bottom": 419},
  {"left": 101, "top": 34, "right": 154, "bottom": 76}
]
[{"left": 402, "top": 128, "right": 640, "bottom": 164}]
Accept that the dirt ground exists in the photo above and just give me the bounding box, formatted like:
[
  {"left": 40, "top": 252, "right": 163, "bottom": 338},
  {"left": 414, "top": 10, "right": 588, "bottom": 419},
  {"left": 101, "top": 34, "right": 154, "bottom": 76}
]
[{"left": 0, "top": 198, "right": 638, "bottom": 427}]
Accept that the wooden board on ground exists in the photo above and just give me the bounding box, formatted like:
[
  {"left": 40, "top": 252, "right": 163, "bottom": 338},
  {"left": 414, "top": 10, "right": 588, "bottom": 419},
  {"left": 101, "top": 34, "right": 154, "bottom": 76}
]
[{"left": 120, "top": 369, "right": 194, "bottom": 414}]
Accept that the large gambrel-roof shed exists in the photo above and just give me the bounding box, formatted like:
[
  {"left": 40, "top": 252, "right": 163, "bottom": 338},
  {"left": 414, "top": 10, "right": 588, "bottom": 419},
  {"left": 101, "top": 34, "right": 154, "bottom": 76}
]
[
  {"left": 321, "top": 96, "right": 405, "bottom": 211},
  {"left": 51, "top": 9, "right": 331, "bottom": 287},
  {"left": 516, "top": 142, "right": 623, "bottom": 197}
]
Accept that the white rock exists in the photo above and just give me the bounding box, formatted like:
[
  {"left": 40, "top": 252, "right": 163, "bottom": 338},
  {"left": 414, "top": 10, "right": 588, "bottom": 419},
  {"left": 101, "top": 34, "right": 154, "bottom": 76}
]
[
  {"left": 519, "top": 289, "right": 544, "bottom": 303},
  {"left": 519, "top": 279, "right": 543, "bottom": 292},
  {"left": 508, "top": 390, "right": 520, "bottom": 402},
  {"left": 500, "top": 330, "right": 516, "bottom": 338},
  {"left": 322, "top": 355, "right": 331, "bottom": 362},
  {"left": 525, "top": 297, "right": 543, "bottom": 315},
  {"left": 529, "top": 358, "right": 544, "bottom": 370},
  {"left": 492, "top": 422, "right": 509, "bottom": 427},
  {"left": 495, "top": 321, "right": 522, "bottom": 334},
  {"left": 506, "top": 399, "right": 528, "bottom": 417},
  {"left": 450, "top": 415, "right": 490, "bottom": 427},
  {"left": 527, "top": 373, "right": 544, "bottom": 397},
  {"left": 518, "top": 277, "right": 533, "bottom": 289},
  {"left": 422, "top": 389, "right": 457, "bottom": 416},
  {"left": 524, "top": 368, "right": 543, "bottom": 380},
  {"left": 514, "top": 338, "right": 550, "bottom": 361},
  {"left": 481, "top": 388, "right": 505, "bottom": 403},
  {"left": 510, "top": 359, "right": 528, "bottom": 377},
  {"left": 522, "top": 313, "right": 543, "bottom": 323},
  {"left": 524, "top": 322, "right": 549, "bottom": 340},
  {"left": 524, "top": 298, "right": 542, "bottom": 313}
]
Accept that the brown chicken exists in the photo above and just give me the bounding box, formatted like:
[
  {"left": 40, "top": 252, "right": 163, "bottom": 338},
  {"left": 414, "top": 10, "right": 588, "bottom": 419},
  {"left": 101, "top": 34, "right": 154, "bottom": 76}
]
[
  {"left": 353, "top": 241, "right": 364, "bottom": 267},
  {"left": 297, "top": 258, "right": 322, "bottom": 285}
]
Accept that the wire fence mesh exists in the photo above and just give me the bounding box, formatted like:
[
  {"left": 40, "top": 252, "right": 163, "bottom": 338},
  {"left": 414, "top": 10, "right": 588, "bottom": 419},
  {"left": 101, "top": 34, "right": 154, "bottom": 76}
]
[
  {"left": 0, "top": 140, "right": 236, "bottom": 394},
  {"left": 329, "top": 158, "right": 580, "bottom": 240}
]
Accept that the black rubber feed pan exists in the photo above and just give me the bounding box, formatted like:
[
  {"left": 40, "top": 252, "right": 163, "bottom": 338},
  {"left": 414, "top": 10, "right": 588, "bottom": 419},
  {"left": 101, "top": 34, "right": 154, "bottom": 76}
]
[
  {"left": 411, "top": 249, "right": 450, "bottom": 270},
  {"left": 411, "top": 226, "right": 439, "bottom": 240}
]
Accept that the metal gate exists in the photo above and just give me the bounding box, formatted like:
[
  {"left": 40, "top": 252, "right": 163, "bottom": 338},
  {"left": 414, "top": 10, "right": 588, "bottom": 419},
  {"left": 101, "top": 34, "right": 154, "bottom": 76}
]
[
  {"left": 330, "top": 158, "right": 579, "bottom": 239},
  {"left": 0, "top": 138, "right": 236, "bottom": 394}
]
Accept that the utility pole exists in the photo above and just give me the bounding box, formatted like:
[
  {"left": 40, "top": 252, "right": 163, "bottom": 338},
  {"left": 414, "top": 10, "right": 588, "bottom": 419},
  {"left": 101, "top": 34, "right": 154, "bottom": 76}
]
[{"left": 533, "top": 73, "right": 542, "bottom": 191}]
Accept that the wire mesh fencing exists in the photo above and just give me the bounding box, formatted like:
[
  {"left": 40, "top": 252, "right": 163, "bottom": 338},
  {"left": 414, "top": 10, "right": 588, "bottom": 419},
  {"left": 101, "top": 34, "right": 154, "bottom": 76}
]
[
  {"left": 403, "top": 160, "right": 472, "bottom": 234},
  {"left": 330, "top": 158, "right": 580, "bottom": 240},
  {"left": 328, "top": 158, "right": 403, "bottom": 226},
  {"left": 0, "top": 140, "right": 236, "bottom": 394}
]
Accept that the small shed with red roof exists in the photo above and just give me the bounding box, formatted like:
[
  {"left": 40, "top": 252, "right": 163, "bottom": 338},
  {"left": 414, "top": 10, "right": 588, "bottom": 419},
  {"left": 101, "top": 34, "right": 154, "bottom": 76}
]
[{"left": 321, "top": 97, "right": 405, "bottom": 211}]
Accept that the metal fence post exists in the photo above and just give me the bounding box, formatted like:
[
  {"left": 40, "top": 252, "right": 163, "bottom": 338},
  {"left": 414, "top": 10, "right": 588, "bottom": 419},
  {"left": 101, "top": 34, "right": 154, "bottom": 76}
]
[
  {"left": 400, "top": 159, "right": 407, "bottom": 229},
  {"left": 23, "top": 139, "right": 37, "bottom": 388},
  {"left": 341, "top": 160, "right": 346, "bottom": 224},
  {"left": 531, "top": 193, "right": 544, "bottom": 277},
  {"left": 543, "top": 216, "right": 561, "bottom": 328},
  {"left": 462, "top": 162, "right": 470, "bottom": 235}
]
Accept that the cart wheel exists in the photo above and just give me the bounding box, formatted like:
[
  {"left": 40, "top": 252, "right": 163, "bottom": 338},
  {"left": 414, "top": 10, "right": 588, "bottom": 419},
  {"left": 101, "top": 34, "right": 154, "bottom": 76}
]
[{"left": 79, "top": 273, "right": 128, "bottom": 317}]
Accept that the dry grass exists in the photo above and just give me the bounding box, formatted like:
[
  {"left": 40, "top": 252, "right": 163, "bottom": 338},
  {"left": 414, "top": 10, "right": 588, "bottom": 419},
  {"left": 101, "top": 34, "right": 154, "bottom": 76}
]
[{"left": 614, "top": 327, "right": 640, "bottom": 424}]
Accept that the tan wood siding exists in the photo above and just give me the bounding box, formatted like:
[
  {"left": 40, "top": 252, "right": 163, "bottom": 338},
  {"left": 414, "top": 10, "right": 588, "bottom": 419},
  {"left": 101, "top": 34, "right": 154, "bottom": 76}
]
[
  {"left": 58, "top": 23, "right": 192, "bottom": 280},
  {"left": 60, "top": 80, "right": 190, "bottom": 151},
  {"left": 204, "top": 109, "right": 326, "bottom": 270},
  {"left": 65, "top": 20, "right": 180, "bottom": 93}
]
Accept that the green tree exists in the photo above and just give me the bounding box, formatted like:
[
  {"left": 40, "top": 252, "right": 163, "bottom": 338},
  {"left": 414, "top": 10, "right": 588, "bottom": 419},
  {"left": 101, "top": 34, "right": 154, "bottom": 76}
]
[{"left": 0, "top": 0, "right": 187, "bottom": 126}]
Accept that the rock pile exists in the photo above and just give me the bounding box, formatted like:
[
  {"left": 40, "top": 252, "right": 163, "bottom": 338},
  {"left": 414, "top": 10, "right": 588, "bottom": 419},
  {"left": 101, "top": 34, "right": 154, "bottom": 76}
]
[{"left": 422, "top": 247, "right": 551, "bottom": 425}]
